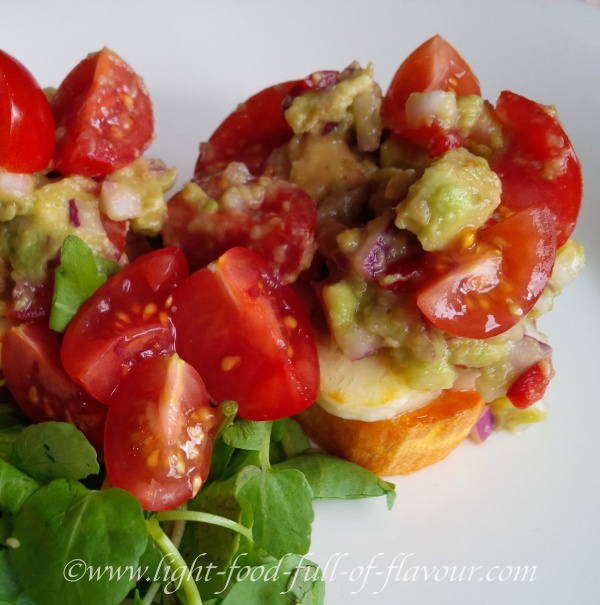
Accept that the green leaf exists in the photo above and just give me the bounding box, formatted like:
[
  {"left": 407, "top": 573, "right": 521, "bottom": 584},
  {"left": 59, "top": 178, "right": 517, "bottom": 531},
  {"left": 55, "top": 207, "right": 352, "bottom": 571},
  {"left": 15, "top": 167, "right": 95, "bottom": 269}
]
[
  {"left": 276, "top": 450, "right": 396, "bottom": 509},
  {"left": 9, "top": 479, "right": 148, "bottom": 605},
  {"left": 49, "top": 235, "right": 119, "bottom": 333},
  {"left": 223, "top": 420, "right": 271, "bottom": 451},
  {"left": 217, "top": 554, "right": 325, "bottom": 605},
  {"left": 0, "top": 403, "right": 27, "bottom": 431},
  {"left": 10, "top": 422, "right": 99, "bottom": 484},
  {"left": 237, "top": 466, "right": 314, "bottom": 559},
  {"left": 179, "top": 473, "right": 254, "bottom": 600},
  {"left": 0, "top": 459, "right": 39, "bottom": 515}
]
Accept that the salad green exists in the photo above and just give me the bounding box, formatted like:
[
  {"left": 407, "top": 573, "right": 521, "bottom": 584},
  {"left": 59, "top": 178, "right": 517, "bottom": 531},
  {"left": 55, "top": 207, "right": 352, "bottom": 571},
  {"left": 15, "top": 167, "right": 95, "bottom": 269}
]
[{"left": 0, "top": 332, "right": 394, "bottom": 605}]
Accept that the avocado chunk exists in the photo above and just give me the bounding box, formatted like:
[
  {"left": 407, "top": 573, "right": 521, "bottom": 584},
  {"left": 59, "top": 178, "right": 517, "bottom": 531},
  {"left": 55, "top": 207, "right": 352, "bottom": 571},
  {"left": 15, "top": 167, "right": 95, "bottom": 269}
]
[{"left": 395, "top": 147, "right": 501, "bottom": 251}]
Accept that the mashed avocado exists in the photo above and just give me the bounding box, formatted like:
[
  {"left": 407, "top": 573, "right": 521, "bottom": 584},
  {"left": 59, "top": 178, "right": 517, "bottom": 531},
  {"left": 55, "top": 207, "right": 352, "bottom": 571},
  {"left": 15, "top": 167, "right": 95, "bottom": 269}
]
[
  {"left": 0, "top": 158, "right": 175, "bottom": 313},
  {"left": 267, "top": 60, "right": 585, "bottom": 429},
  {"left": 395, "top": 147, "right": 501, "bottom": 251}
]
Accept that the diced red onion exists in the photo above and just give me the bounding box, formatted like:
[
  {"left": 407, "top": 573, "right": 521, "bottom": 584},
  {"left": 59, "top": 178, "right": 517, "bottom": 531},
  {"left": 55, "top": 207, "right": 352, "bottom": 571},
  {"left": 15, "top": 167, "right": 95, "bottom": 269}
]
[
  {"left": 508, "top": 333, "right": 552, "bottom": 377},
  {"left": 0, "top": 171, "right": 34, "bottom": 197},
  {"left": 470, "top": 405, "right": 495, "bottom": 444},
  {"left": 100, "top": 181, "right": 143, "bottom": 220},
  {"left": 68, "top": 199, "right": 81, "bottom": 227}
]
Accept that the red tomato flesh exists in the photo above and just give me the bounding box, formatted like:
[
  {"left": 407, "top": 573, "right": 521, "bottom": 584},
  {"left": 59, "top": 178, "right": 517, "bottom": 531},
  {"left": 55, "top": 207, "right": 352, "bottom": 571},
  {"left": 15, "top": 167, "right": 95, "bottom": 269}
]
[
  {"left": 382, "top": 35, "right": 481, "bottom": 152},
  {"left": 51, "top": 47, "right": 154, "bottom": 177},
  {"left": 506, "top": 361, "right": 551, "bottom": 409},
  {"left": 416, "top": 206, "right": 556, "bottom": 339},
  {"left": 171, "top": 247, "right": 319, "bottom": 421},
  {"left": 61, "top": 246, "right": 189, "bottom": 404},
  {"left": 489, "top": 91, "right": 582, "bottom": 247},
  {"left": 104, "top": 354, "right": 217, "bottom": 511},
  {"left": 0, "top": 49, "right": 55, "bottom": 173},
  {"left": 163, "top": 175, "right": 316, "bottom": 284},
  {"left": 2, "top": 321, "right": 107, "bottom": 453},
  {"left": 194, "top": 80, "right": 300, "bottom": 178}
]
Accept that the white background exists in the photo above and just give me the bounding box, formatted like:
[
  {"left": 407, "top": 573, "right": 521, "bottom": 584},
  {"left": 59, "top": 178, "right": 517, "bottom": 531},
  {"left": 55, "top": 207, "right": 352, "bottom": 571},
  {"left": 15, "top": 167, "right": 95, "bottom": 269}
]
[{"left": 2, "top": 1, "right": 599, "bottom": 603}]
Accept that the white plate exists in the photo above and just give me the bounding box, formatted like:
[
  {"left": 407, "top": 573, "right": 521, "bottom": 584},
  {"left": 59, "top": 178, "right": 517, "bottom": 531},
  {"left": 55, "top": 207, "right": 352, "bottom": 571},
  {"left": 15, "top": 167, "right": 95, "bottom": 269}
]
[{"left": 2, "top": 1, "right": 599, "bottom": 603}]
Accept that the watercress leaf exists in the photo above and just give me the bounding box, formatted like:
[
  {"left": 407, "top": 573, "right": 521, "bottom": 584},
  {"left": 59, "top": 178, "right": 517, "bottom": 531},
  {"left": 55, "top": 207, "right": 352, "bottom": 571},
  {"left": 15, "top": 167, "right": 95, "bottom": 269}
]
[
  {"left": 0, "top": 549, "right": 23, "bottom": 603},
  {"left": 10, "top": 422, "right": 99, "bottom": 483},
  {"left": 0, "top": 427, "right": 24, "bottom": 462},
  {"left": 275, "top": 450, "right": 396, "bottom": 510},
  {"left": 9, "top": 480, "right": 148, "bottom": 605},
  {"left": 273, "top": 417, "right": 311, "bottom": 459},
  {"left": 0, "top": 459, "right": 39, "bottom": 515},
  {"left": 236, "top": 466, "right": 314, "bottom": 559},
  {"left": 49, "top": 235, "right": 116, "bottom": 333},
  {"left": 217, "top": 554, "right": 324, "bottom": 605},
  {"left": 0, "top": 403, "right": 27, "bottom": 430},
  {"left": 206, "top": 436, "right": 236, "bottom": 484},
  {"left": 223, "top": 420, "right": 270, "bottom": 451},
  {"left": 179, "top": 473, "right": 258, "bottom": 601}
]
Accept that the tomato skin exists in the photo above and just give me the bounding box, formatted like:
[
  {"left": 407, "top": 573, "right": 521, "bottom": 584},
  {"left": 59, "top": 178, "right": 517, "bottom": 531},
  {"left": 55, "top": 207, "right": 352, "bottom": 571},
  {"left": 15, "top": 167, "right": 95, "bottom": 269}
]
[
  {"left": 489, "top": 91, "right": 582, "bottom": 247},
  {"left": 194, "top": 80, "right": 300, "bottom": 178},
  {"left": 171, "top": 247, "right": 320, "bottom": 421},
  {"left": 104, "top": 354, "right": 217, "bottom": 511},
  {"left": 163, "top": 175, "right": 316, "bottom": 284},
  {"left": 506, "top": 361, "right": 552, "bottom": 409},
  {"left": 2, "top": 321, "right": 107, "bottom": 453},
  {"left": 382, "top": 35, "right": 480, "bottom": 151},
  {"left": 51, "top": 47, "right": 154, "bottom": 177},
  {"left": 0, "top": 49, "right": 55, "bottom": 173},
  {"left": 416, "top": 206, "right": 556, "bottom": 339},
  {"left": 193, "top": 70, "right": 340, "bottom": 178},
  {"left": 61, "top": 246, "right": 189, "bottom": 404}
]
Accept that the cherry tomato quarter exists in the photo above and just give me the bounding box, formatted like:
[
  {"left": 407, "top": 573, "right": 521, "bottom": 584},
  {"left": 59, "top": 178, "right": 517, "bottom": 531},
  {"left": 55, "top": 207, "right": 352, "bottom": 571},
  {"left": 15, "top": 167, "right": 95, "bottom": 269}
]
[
  {"left": 0, "top": 49, "right": 55, "bottom": 173},
  {"left": 382, "top": 35, "right": 481, "bottom": 153},
  {"left": 416, "top": 206, "right": 556, "bottom": 339},
  {"left": 194, "top": 80, "right": 300, "bottom": 178},
  {"left": 61, "top": 246, "right": 189, "bottom": 404},
  {"left": 2, "top": 321, "right": 107, "bottom": 453},
  {"left": 163, "top": 174, "right": 317, "bottom": 284},
  {"left": 51, "top": 47, "right": 154, "bottom": 177},
  {"left": 506, "top": 361, "right": 552, "bottom": 410},
  {"left": 171, "top": 247, "right": 320, "bottom": 421},
  {"left": 489, "top": 91, "right": 582, "bottom": 247},
  {"left": 104, "top": 354, "right": 217, "bottom": 511}
]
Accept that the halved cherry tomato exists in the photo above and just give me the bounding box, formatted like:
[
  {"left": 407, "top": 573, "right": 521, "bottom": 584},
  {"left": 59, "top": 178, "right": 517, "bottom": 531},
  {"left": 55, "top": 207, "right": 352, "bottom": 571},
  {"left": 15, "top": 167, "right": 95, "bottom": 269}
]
[
  {"left": 6, "top": 277, "right": 54, "bottom": 323},
  {"left": 506, "top": 361, "right": 552, "bottom": 409},
  {"left": 2, "top": 321, "right": 107, "bottom": 453},
  {"left": 193, "top": 70, "right": 340, "bottom": 178},
  {"left": 163, "top": 175, "right": 316, "bottom": 284},
  {"left": 489, "top": 91, "right": 582, "bottom": 247},
  {"left": 171, "top": 247, "right": 319, "bottom": 421},
  {"left": 0, "top": 49, "right": 54, "bottom": 173},
  {"left": 104, "top": 354, "right": 218, "bottom": 511},
  {"left": 61, "top": 246, "right": 189, "bottom": 404},
  {"left": 416, "top": 206, "right": 556, "bottom": 339},
  {"left": 382, "top": 35, "right": 481, "bottom": 153},
  {"left": 51, "top": 47, "right": 154, "bottom": 177},
  {"left": 194, "top": 80, "right": 300, "bottom": 178}
]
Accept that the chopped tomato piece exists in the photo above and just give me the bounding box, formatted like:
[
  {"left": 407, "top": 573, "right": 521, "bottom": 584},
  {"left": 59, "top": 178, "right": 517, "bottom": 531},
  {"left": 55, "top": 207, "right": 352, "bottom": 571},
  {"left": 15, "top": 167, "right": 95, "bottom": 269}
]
[
  {"left": 171, "top": 247, "right": 319, "bottom": 421},
  {"left": 104, "top": 354, "right": 218, "bottom": 510},
  {"left": 61, "top": 246, "right": 189, "bottom": 404},
  {"left": 382, "top": 35, "right": 481, "bottom": 153},
  {"left": 51, "top": 47, "right": 154, "bottom": 177},
  {"left": 0, "top": 49, "right": 55, "bottom": 173},
  {"left": 163, "top": 174, "right": 316, "bottom": 284},
  {"left": 194, "top": 80, "right": 300, "bottom": 178},
  {"left": 489, "top": 91, "right": 583, "bottom": 247},
  {"left": 416, "top": 207, "right": 556, "bottom": 339},
  {"left": 507, "top": 361, "right": 552, "bottom": 409},
  {"left": 2, "top": 321, "right": 107, "bottom": 453}
]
